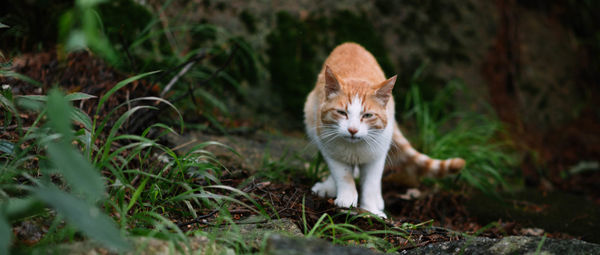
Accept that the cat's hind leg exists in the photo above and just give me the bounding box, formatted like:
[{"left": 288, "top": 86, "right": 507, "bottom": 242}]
[{"left": 311, "top": 175, "right": 336, "bottom": 198}]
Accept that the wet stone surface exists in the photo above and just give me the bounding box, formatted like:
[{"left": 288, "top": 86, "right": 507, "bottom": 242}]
[
  {"left": 265, "top": 234, "right": 384, "bottom": 255},
  {"left": 400, "top": 236, "right": 600, "bottom": 255}
]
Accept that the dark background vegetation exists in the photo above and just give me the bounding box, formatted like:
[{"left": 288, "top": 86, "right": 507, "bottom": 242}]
[
  {"left": 1, "top": 0, "right": 600, "bottom": 253},
  {"left": 3, "top": 0, "right": 598, "bottom": 196}
]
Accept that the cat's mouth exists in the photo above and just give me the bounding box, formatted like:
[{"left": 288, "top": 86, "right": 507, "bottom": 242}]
[{"left": 344, "top": 136, "right": 362, "bottom": 143}]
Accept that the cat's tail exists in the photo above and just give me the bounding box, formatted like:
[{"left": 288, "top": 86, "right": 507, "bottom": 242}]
[{"left": 384, "top": 123, "right": 465, "bottom": 186}]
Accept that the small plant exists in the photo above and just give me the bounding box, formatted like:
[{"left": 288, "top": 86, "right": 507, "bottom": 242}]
[
  {"left": 1, "top": 88, "right": 130, "bottom": 253},
  {"left": 402, "top": 69, "right": 517, "bottom": 195},
  {"left": 0, "top": 71, "right": 269, "bottom": 253},
  {"left": 300, "top": 197, "right": 430, "bottom": 252},
  {"left": 305, "top": 153, "right": 328, "bottom": 184}
]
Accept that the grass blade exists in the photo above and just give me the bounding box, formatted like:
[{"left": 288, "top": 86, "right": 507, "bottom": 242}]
[
  {"left": 127, "top": 177, "right": 149, "bottom": 212},
  {"left": 33, "top": 185, "right": 130, "bottom": 251},
  {"left": 0, "top": 216, "right": 10, "bottom": 255},
  {"left": 47, "top": 90, "right": 73, "bottom": 137},
  {"left": 72, "top": 107, "right": 93, "bottom": 131},
  {"left": 46, "top": 89, "right": 105, "bottom": 201},
  {"left": 0, "top": 69, "right": 42, "bottom": 87},
  {"left": 47, "top": 142, "right": 106, "bottom": 202},
  {"left": 3, "top": 197, "right": 46, "bottom": 221},
  {"left": 65, "top": 92, "right": 97, "bottom": 101},
  {"left": 96, "top": 70, "right": 161, "bottom": 116}
]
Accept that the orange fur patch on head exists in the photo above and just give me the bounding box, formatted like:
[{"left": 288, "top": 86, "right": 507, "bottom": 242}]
[
  {"left": 310, "top": 43, "right": 397, "bottom": 137},
  {"left": 319, "top": 78, "right": 389, "bottom": 131},
  {"left": 320, "top": 107, "right": 345, "bottom": 125}
]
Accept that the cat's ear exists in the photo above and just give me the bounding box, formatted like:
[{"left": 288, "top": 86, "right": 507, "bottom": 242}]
[
  {"left": 325, "top": 65, "right": 341, "bottom": 99},
  {"left": 374, "top": 75, "right": 397, "bottom": 105}
]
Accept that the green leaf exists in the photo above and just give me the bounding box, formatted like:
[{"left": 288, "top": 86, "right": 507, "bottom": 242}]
[
  {"left": 0, "top": 70, "right": 42, "bottom": 87},
  {"left": 46, "top": 89, "right": 105, "bottom": 201},
  {"left": 0, "top": 22, "right": 9, "bottom": 29},
  {"left": 18, "top": 92, "right": 94, "bottom": 102},
  {"left": 77, "top": 0, "right": 108, "bottom": 9},
  {"left": 72, "top": 108, "right": 93, "bottom": 131},
  {"left": 47, "top": 89, "right": 73, "bottom": 138},
  {"left": 0, "top": 216, "right": 10, "bottom": 255},
  {"left": 64, "top": 92, "right": 97, "bottom": 101},
  {"left": 127, "top": 177, "right": 148, "bottom": 212},
  {"left": 2, "top": 197, "right": 46, "bottom": 221},
  {"left": 0, "top": 94, "right": 17, "bottom": 114},
  {"left": 0, "top": 140, "right": 15, "bottom": 155},
  {"left": 15, "top": 96, "right": 45, "bottom": 112},
  {"left": 96, "top": 71, "right": 160, "bottom": 116},
  {"left": 16, "top": 95, "right": 46, "bottom": 101},
  {"left": 33, "top": 186, "right": 130, "bottom": 251},
  {"left": 47, "top": 142, "right": 105, "bottom": 202},
  {"left": 196, "top": 87, "right": 229, "bottom": 114},
  {"left": 123, "top": 96, "right": 184, "bottom": 133},
  {"left": 99, "top": 105, "right": 157, "bottom": 161}
]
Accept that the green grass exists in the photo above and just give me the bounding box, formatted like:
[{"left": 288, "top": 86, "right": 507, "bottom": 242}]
[
  {"left": 1, "top": 1, "right": 522, "bottom": 253},
  {"left": 55, "top": 0, "right": 260, "bottom": 134},
  {"left": 0, "top": 1, "right": 269, "bottom": 252},
  {"left": 300, "top": 194, "right": 437, "bottom": 253},
  {"left": 401, "top": 69, "right": 518, "bottom": 195},
  {"left": 1, "top": 81, "right": 439, "bottom": 253},
  {"left": 256, "top": 147, "right": 327, "bottom": 185},
  {"left": 0, "top": 74, "right": 270, "bottom": 253}
]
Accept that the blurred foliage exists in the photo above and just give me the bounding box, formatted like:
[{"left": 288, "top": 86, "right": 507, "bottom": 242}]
[
  {"left": 97, "top": 0, "right": 153, "bottom": 47},
  {"left": 519, "top": 0, "right": 600, "bottom": 103},
  {"left": 402, "top": 68, "right": 518, "bottom": 195},
  {"left": 0, "top": 0, "right": 260, "bottom": 133},
  {"left": 0, "top": 88, "right": 131, "bottom": 253},
  {"left": 0, "top": 73, "right": 265, "bottom": 253},
  {"left": 0, "top": 0, "right": 72, "bottom": 52},
  {"left": 375, "top": 0, "right": 472, "bottom": 104},
  {"left": 267, "top": 11, "right": 394, "bottom": 123}
]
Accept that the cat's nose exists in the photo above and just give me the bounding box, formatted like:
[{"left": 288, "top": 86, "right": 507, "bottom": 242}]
[{"left": 348, "top": 127, "right": 358, "bottom": 135}]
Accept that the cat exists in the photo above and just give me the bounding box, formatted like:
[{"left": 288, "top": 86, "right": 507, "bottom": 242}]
[{"left": 304, "top": 42, "right": 465, "bottom": 218}]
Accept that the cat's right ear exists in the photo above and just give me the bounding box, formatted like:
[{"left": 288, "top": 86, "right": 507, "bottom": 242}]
[{"left": 325, "top": 65, "right": 341, "bottom": 99}]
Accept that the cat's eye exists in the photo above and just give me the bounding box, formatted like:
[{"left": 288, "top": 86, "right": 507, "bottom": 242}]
[
  {"left": 336, "top": 110, "right": 347, "bottom": 117},
  {"left": 362, "top": 113, "right": 373, "bottom": 118}
]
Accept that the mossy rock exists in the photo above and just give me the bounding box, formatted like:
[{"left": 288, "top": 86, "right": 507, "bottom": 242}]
[{"left": 402, "top": 236, "right": 600, "bottom": 255}]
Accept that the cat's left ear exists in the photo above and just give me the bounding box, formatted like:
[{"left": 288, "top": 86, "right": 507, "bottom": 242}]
[
  {"left": 374, "top": 75, "right": 397, "bottom": 105},
  {"left": 325, "top": 65, "right": 342, "bottom": 99}
]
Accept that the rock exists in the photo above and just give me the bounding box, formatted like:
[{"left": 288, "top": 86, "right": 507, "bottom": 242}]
[
  {"left": 167, "top": 131, "right": 315, "bottom": 174},
  {"left": 400, "top": 236, "right": 600, "bottom": 255},
  {"left": 265, "top": 234, "right": 383, "bottom": 255},
  {"left": 44, "top": 218, "right": 302, "bottom": 254},
  {"left": 50, "top": 236, "right": 234, "bottom": 255},
  {"left": 216, "top": 216, "right": 304, "bottom": 249}
]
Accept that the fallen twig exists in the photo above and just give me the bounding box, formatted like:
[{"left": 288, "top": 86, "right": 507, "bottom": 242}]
[
  {"left": 176, "top": 209, "right": 220, "bottom": 228},
  {"left": 160, "top": 51, "right": 206, "bottom": 97},
  {"left": 170, "top": 44, "right": 238, "bottom": 104}
]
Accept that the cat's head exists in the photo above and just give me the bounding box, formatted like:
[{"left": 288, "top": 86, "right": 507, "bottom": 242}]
[{"left": 320, "top": 66, "right": 396, "bottom": 143}]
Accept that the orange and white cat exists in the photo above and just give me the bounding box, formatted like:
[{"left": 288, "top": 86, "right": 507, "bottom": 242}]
[{"left": 304, "top": 43, "right": 465, "bottom": 218}]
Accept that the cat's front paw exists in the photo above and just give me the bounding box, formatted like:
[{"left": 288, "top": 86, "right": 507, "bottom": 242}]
[
  {"left": 361, "top": 206, "right": 387, "bottom": 219},
  {"left": 375, "top": 194, "right": 385, "bottom": 211},
  {"left": 311, "top": 181, "right": 336, "bottom": 198},
  {"left": 334, "top": 189, "right": 358, "bottom": 208}
]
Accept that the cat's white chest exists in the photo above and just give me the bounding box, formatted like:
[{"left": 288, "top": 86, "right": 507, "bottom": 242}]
[{"left": 318, "top": 130, "right": 392, "bottom": 165}]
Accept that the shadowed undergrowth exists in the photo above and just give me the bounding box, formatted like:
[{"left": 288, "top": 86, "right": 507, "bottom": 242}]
[{"left": 0, "top": 0, "right": 532, "bottom": 254}]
